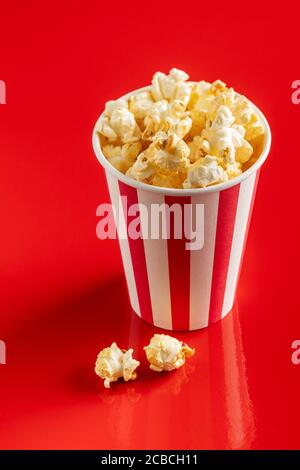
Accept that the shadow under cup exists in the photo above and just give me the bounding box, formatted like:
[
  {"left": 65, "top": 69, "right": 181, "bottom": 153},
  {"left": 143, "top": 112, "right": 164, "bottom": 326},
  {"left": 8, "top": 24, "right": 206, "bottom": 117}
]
[{"left": 93, "top": 87, "right": 271, "bottom": 331}]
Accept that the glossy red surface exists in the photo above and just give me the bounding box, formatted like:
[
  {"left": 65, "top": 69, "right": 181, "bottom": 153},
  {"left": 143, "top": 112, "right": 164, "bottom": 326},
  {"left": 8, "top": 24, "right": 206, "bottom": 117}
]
[{"left": 0, "top": 0, "right": 299, "bottom": 450}]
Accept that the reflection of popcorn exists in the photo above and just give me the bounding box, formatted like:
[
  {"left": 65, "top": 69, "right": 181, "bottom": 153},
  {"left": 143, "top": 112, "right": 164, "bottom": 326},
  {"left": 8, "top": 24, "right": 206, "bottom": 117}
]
[
  {"left": 97, "top": 68, "right": 265, "bottom": 188},
  {"left": 144, "top": 334, "right": 195, "bottom": 372},
  {"left": 183, "top": 155, "right": 228, "bottom": 188},
  {"left": 95, "top": 342, "right": 140, "bottom": 388}
]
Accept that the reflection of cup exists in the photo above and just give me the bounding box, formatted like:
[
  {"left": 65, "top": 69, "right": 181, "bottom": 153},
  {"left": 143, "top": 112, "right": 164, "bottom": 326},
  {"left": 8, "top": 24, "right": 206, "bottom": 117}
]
[
  {"left": 93, "top": 87, "right": 271, "bottom": 331},
  {"left": 208, "top": 304, "right": 255, "bottom": 449},
  {"left": 98, "top": 303, "right": 255, "bottom": 450}
]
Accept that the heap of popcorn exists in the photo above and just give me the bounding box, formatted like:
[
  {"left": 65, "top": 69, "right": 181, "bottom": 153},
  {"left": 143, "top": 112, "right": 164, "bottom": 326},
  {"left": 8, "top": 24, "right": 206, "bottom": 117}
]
[{"left": 97, "top": 69, "right": 265, "bottom": 189}]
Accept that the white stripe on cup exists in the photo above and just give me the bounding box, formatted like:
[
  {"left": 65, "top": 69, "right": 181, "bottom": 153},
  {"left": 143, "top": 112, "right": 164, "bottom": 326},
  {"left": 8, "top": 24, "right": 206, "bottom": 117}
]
[
  {"left": 105, "top": 171, "right": 141, "bottom": 317},
  {"left": 137, "top": 190, "right": 172, "bottom": 330},
  {"left": 189, "top": 192, "right": 219, "bottom": 330},
  {"left": 221, "top": 172, "right": 257, "bottom": 318}
]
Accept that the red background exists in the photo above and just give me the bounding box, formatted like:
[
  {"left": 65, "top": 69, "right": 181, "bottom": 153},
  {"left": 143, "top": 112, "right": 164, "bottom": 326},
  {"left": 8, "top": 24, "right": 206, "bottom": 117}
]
[{"left": 0, "top": 0, "right": 299, "bottom": 449}]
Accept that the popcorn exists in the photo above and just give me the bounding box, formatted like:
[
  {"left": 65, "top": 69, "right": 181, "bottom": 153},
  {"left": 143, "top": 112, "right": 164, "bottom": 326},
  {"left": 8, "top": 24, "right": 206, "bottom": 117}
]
[
  {"left": 151, "top": 68, "right": 191, "bottom": 106},
  {"left": 105, "top": 98, "right": 128, "bottom": 116},
  {"left": 151, "top": 172, "right": 184, "bottom": 189},
  {"left": 127, "top": 133, "right": 189, "bottom": 183},
  {"left": 226, "top": 161, "right": 242, "bottom": 180},
  {"left": 98, "top": 69, "right": 265, "bottom": 188},
  {"left": 143, "top": 100, "right": 192, "bottom": 140},
  {"left": 97, "top": 105, "right": 141, "bottom": 144},
  {"left": 144, "top": 334, "right": 195, "bottom": 372},
  {"left": 183, "top": 155, "right": 228, "bottom": 188},
  {"left": 128, "top": 91, "right": 154, "bottom": 120},
  {"left": 102, "top": 142, "right": 142, "bottom": 173},
  {"left": 95, "top": 342, "right": 140, "bottom": 388},
  {"left": 188, "top": 135, "right": 210, "bottom": 163},
  {"left": 201, "top": 106, "right": 253, "bottom": 165},
  {"left": 126, "top": 152, "right": 156, "bottom": 182}
]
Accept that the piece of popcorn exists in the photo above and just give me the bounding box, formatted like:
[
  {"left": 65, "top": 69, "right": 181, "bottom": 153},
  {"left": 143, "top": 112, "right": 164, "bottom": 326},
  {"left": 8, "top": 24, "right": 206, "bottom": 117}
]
[
  {"left": 97, "top": 106, "right": 141, "bottom": 144},
  {"left": 97, "top": 116, "right": 118, "bottom": 142},
  {"left": 226, "top": 161, "right": 242, "bottom": 180},
  {"left": 188, "top": 135, "right": 209, "bottom": 163},
  {"left": 245, "top": 118, "right": 265, "bottom": 143},
  {"left": 95, "top": 342, "right": 140, "bottom": 389},
  {"left": 228, "top": 95, "right": 265, "bottom": 143},
  {"left": 210, "top": 79, "right": 228, "bottom": 95},
  {"left": 127, "top": 133, "right": 189, "bottom": 183},
  {"left": 126, "top": 152, "right": 156, "bottom": 182},
  {"left": 187, "top": 80, "right": 211, "bottom": 110},
  {"left": 105, "top": 98, "right": 128, "bottom": 116},
  {"left": 201, "top": 105, "right": 253, "bottom": 164},
  {"left": 128, "top": 91, "right": 155, "bottom": 120},
  {"left": 143, "top": 100, "right": 169, "bottom": 137},
  {"left": 151, "top": 68, "right": 191, "bottom": 106},
  {"left": 110, "top": 108, "right": 141, "bottom": 143},
  {"left": 188, "top": 80, "right": 229, "bottom": 113},
  {"left": 143, "top": 100, "right": 192, "bottom": 140},
  {"left": 144, "top": 334, "right": 195, "bottom": 372},
  {"left": 189, "top": 108, "right": 207, "bottom": 137},
  {"left": 151, "top": 172, "right": 185, "bottom": 188},
  {"left": 148, "top": 133, "right": 190, "bottom": 171},
  {"left": 102, "top": 142, "right": 142, "bottom": 173},
  {"left": 183, "top": 155, "right": 228, "bottom": 188}
]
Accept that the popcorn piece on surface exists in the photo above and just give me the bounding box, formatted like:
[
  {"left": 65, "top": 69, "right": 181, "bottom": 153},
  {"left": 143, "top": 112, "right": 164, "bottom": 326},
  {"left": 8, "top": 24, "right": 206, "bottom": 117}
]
[
  {"left": 144, "top": 334, "right": 195, "bottom": 372},
  {"left": 95, "top": 342, "right": 140, "bottom": 388},
  {"left": 98, "top": 68, "right": 265, "bottom": 188},
  {"left": 183, "top": 155, "right": 228, "bottom": 188}
]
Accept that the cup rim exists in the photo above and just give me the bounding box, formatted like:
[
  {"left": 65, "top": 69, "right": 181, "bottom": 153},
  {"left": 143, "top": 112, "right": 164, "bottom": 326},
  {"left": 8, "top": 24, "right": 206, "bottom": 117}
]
[{"left": 92, "top": 85, "right": 272, "bottom": 196}]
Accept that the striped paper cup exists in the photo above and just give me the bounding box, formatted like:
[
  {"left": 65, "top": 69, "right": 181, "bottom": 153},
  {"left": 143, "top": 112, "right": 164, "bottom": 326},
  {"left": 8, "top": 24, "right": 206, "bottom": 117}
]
[{"left": 93, "top": 86, "right": 271, "bottom": 331}]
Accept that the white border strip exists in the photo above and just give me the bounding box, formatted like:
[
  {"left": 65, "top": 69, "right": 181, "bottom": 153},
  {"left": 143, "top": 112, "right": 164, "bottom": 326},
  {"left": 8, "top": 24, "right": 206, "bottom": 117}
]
[
  {"left": 189, "top": 192, "right": 219, "bottom": 330},
  {"left": 221, "top": 171, "right": 257, "bottom": 318},
  {"left": 137, "top": 190, "right": 172, "bottom": 329},
  {"left": 106, "top": 171, "right": 141, "bottom": 316}
]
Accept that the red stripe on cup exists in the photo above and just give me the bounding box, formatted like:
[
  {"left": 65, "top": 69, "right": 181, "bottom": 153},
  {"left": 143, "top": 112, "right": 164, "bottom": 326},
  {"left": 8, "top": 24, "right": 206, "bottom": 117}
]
[
  {"left": 165, "top": 196, "right": 191, "bottom": 330},
  {"left": 208, "top": 185, "right": 240, "bottom": 325},
  {"left": 118, "top": 181, "right": 154, "bottom": 325},
  {"left": 233, "top": 169, "right": 260, "bottom": 302}
]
